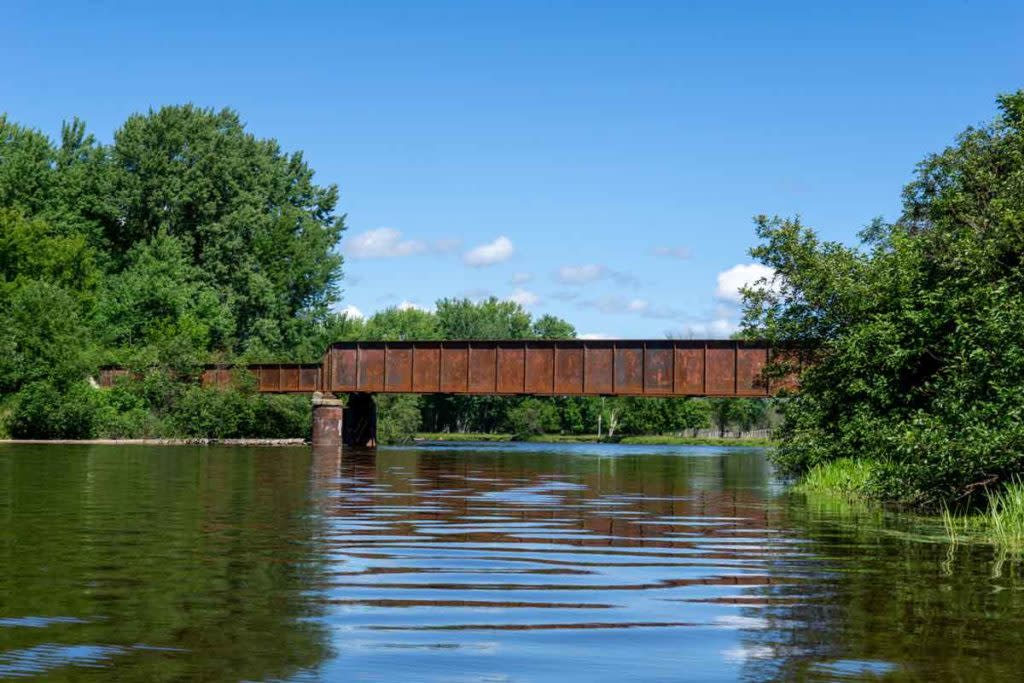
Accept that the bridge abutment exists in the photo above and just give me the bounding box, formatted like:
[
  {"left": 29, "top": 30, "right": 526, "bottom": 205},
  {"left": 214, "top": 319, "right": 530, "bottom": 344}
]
[{"left": 311, "top": 392, "right": 344, "bottom": 448}]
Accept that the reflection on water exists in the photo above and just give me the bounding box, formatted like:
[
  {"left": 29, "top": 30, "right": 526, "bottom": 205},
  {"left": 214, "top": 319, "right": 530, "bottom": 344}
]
[{"left": 2, "top": 442, "right": 1024, "bottom": 681}]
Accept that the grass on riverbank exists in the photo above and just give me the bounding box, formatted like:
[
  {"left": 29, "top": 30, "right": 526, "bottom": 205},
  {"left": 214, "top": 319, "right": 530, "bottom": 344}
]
[
  {"left": 413, "top": 432, "right": 775, "bottom": 446},
  {"left": 794, "top": 458, "right": 1024, "bottom": 554},
  {"left": 943, "top": 481, "right": 1024, "bottom": 552},
  {"left": 793, "top": 458, "right": 876, "bottom": 499}
]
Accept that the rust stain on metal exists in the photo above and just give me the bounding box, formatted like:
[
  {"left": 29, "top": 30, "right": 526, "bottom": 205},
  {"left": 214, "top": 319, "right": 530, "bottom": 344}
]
[
  {"left": 468, "top": 343, "right": 497, "bottom": 393},
  {"left": 614, "top": 343, "right": 643, "bottom": 394},
  {"left": 705, "top": 344, "right": 736, "bottom": 395},
  {"left": 644, "top": 342, "right": 673, "bottom": 394},
  {"left": 412, "top": 346, "right": 440, "bottom": 393},
  {"left": 554, "top": 344, "right": 583, "bottom": 394},
  {"left": 584, "top": 343, "right": 613, "bottom": 394},
  {"left": 440, "top": 343, "right": 469, "bottom": 393},
  {"left": 497, "top": 344, "right": 525, "bottom": 393},
  {"left": 137, "top": 339, "right": 797, "bottom": 397},
  {"left": 385, "top": 344, "right": 413, "bottom": 392},
  {"left": 525, "top": 345, "right": 554, "bottom": 394}
]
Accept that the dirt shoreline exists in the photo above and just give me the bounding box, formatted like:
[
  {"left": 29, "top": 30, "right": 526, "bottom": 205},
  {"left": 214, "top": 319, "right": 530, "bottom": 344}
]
[{"left": 0, "top": 438, "right": 308, "bottom": 447}]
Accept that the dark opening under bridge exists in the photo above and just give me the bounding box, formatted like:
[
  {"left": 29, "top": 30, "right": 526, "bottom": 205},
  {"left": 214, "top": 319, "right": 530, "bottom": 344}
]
[{"left": 102, "top": 339, "right": 799, "bottom": 448}]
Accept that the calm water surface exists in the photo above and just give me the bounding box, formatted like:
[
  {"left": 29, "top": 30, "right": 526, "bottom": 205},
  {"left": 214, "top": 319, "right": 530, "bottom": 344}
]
[{"left": 2, "top": 442, "right": 1024, "bottom": 681}]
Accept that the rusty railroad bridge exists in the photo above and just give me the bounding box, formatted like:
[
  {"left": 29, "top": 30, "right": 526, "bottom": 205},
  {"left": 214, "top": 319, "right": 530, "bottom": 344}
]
[{"left": 102, "top": 339, "right": 797, "bottom": 448}]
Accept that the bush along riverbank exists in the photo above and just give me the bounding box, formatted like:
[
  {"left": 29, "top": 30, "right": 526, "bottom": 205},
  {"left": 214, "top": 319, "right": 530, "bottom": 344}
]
[{"left": 741, "top": 91, "right": 1024, "bottom": 521}]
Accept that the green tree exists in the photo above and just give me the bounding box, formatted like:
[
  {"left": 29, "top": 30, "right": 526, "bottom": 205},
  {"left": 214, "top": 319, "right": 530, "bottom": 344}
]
[
  {"left": 377, "top": 394, "right": 423, "bottom": 444},
  {"left": 506, "top": 398, "right": 560, "bottom": 438},
  {"left": 0, "top": 281, "right": 95, "bottom": 392},
  {"left": 96, "top": 233, "right": 234, "bottom": 367},
  {"left": 105, "top": 105, "right": 345, "bottom": 352},
  {"left": 532, "top": 314, "right": 576, "bottom": 339},
  {"left": 435, "top": 297, "right": 532, "bottom": 339},
  {"left": 743, "top": 91, "right": 1024, "bottom": 505},
  {"left": 0, "top": 116, "right": 56, "bottom": 213},
  {"left": 363, "top": 307, "right": 440, "bottom": 341}
]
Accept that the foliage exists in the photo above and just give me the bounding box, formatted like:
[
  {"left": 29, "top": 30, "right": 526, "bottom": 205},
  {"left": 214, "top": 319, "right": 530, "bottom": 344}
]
[
  {"left": 0, "top": 106, "right": 346, "bottom": 438},
  {"left": 793, "top": 458, "right": 877, "bottom": 499},
  {"left": 362, "top": 307, "right": 440, "bottom": 341},
  {"left": 506, "top": 398, "right": 561, "bottom": 437},
  {"left": 531, "top": 314, "right": 576, "bottom": 339},
  {"left": 434, "top": 297, "right": 533, "bottom": 339},
  {"left": 9, "top": 381, "right": 104, "bottom": 439},
  {"left": 743, "top": 91, "right": 1024, "bottom": 505},
  {"left": 943, "top": 479, "right": 1024, "bottom": 553},
  {"left": 376, "top": 394, "right": 422, "bottom": 444},
  {"left": 106, "top": 105, "right": 345, "bottom": 351},
  {"left": 616, "top": 396, "right": 713, "bottom": 435},
  {"left": 96, "top": 233, "right": 234, "bottom": 363},
  {"left": 708, "top": 398, "right": 770, "bottom": 437},
  {"left": 0, "top": 106, "right": 763, "bottom": 442}
]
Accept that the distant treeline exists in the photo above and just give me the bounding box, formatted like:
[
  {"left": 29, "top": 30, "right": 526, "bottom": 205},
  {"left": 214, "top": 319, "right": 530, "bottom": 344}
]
[{"left": 0, "top": 105, "right": 770, "bottom": 441}]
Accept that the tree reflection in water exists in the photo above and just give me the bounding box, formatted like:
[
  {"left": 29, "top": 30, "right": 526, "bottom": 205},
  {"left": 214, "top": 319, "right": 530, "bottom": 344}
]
[{"left": 3, "top": 443, "right": 1023, "bottom": 681}]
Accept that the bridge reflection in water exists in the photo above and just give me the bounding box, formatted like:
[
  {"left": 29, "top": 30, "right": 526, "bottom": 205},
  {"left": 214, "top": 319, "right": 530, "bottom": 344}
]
[
  {"left": 304, "top": 443, "right": 811, "bottom": 680},
  {"left": 4, "top": 443, "right": 1013, "bottom": 679}
]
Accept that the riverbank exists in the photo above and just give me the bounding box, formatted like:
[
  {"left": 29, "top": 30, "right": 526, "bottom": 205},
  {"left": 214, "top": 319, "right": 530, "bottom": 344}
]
[
  {"left": 414, "top": 432, "right": 775, "bottom": 447},
  {"left": 0, "top": 438, "right": 307, "bottom": 447},
  {"left": 796, "top": 458, "right": 1024, "bottom": 553}
]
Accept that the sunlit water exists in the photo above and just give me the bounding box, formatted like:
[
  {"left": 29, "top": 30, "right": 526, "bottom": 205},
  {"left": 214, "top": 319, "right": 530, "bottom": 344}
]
[{"left": 2, "top": 442, "right": 1023, "bottom": 681}]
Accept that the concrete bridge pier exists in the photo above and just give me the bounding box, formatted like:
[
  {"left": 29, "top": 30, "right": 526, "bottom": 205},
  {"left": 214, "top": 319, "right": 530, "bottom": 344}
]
[
  {"left": 311, "top": 392, "right": 344, "bottom": 448},
  {"left": 311, "top": 392, "right": 378, "bottom": 449},
  {"left": 343, "top": 393, "right": 378, "bottom": 448}
]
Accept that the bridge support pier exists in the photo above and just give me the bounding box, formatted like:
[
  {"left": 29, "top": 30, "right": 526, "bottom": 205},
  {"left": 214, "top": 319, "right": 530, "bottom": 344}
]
[
  {"left": 343, "top": 393, "right": 377, "bottom": 448},
  {"left": 311, "top": 392, "right": 344, "bottom": 448}
]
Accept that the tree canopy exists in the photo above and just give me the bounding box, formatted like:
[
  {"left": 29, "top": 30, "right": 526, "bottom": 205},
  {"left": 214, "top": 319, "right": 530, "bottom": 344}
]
[
  {"left": 743, "top": 91, "right": 1024, "bottom": 506},
  {"left": 0, "top": 105, "right": 758, "bottom": 442}
]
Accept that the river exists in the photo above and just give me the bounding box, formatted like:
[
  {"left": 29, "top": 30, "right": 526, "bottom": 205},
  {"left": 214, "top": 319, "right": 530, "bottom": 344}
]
[{"left": 1, "top": 442, "right": 1022, "bottom": 681}]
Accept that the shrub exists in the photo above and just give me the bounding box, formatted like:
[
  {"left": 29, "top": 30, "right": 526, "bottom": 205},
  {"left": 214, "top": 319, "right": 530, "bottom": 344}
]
[
  {"left": 169, "top": 386, "right": 254, "bottom": 439},
  {"left": 506, "top": 398, "right": 560, "bottom": 438},
  {"left": 743, "top": 92, "right": 1024, "bottom": 506},
  {"left": 248, "top": 395, "right": 310, "bottom": 440},
  {"left": 9, "top": 380, "right": 103, "bottom": 439},
  {"left": 377, "top": 394, "right": 422, "bottom": 444}
]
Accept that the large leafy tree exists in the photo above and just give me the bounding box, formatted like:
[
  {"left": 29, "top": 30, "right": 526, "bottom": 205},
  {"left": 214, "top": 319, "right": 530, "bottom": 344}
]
[
  {"left": 105, "top": 105, "right": 345, "bottom": 351},
  {"left": 743, "top": 91, "right": 1024, "bottom": 505},
  {"left": 95, "top": 233, "right": 235, "bottom": 368},
  {"left": 435, "top": 297, "right": 533, "bottom": 339},
  {"left": 0, "top": 209, "right": 99, "bottom": 391}
]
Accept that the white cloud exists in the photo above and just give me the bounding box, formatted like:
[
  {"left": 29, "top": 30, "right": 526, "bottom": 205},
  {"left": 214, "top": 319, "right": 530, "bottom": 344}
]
[
  {"left": 557, "top": 264, "right": 639, "bottom": 286},
  {"left": 557, "top": 264, "right": 607, "bottom": 284},
  {"left": 397, "top": 300, "right": 428, "bottom": 312},
  {"left": 581, "top": 296, "right": 685, "bottom": 320},
  {"left": 653, "top": 246, "right": 692, "bottom": 260},
  {"left": 347, "top": 227, "right": 426, "bottom": 259},
  {"left": 627, "top": 298, "right": 649, "bottom": 312},
  {"left": 671, "top": 318, "right": 737, "bottom": 339},
  {"left": 507, "top": 288, "right": 539, "bottom": 307},
  {"left": 339, "top": 304, "right": 364, "bottom": 320},
  {"left": 579, "top": 332, "right": 613, "bottom": 340},
  {"left": 715, "top": 263, "right": 777, "bottom": 303},
  {"left": 464, "top": 236, "right": 514, "bottom": 266},
  {"left": 511, "top": 272, "right": 533, "bottom": 285},
  {"left": 461, "top": 287, "right": 493, "bottom": 302}
]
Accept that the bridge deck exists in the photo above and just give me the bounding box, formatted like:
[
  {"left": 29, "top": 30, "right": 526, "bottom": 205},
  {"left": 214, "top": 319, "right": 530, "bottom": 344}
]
[{"left": 191, "top": 340, "right": 794, "bottom": 397}]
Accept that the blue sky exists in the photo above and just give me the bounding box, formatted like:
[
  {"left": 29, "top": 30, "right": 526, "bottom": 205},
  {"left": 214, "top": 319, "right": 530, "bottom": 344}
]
[{"left": 5, "top": 1, "right": 1023, "bottom": 338}]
